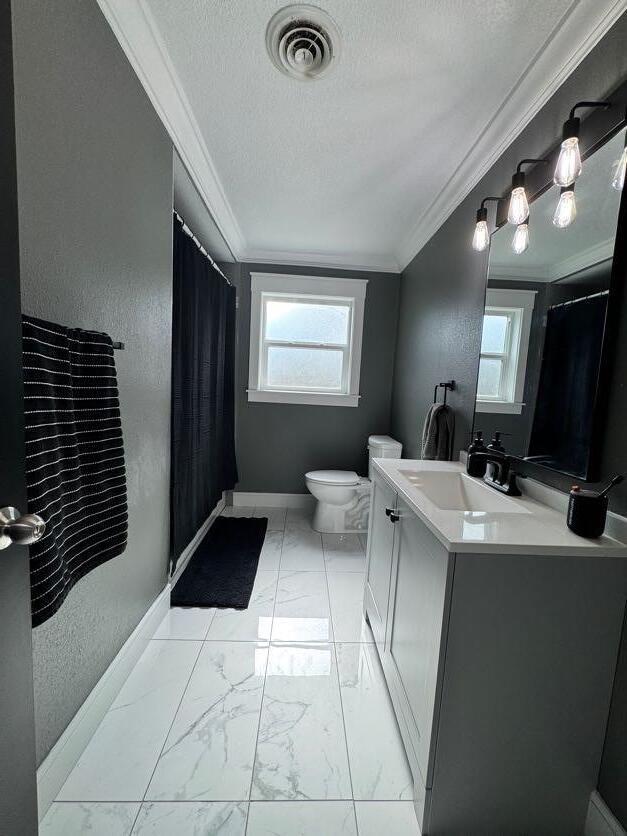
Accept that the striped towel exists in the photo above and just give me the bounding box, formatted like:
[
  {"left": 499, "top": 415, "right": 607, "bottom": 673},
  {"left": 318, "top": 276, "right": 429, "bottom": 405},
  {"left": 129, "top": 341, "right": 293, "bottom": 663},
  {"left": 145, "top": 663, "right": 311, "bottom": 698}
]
[{"left": 22, "top": 315, "right": 128, "bottom": 627}]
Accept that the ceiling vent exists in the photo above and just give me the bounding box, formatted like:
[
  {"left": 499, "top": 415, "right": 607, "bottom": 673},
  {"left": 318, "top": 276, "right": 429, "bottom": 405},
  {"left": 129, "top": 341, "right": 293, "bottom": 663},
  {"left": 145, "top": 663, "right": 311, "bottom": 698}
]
[{"left": 266, "top": 4, "right": 340, "bottom": 81}]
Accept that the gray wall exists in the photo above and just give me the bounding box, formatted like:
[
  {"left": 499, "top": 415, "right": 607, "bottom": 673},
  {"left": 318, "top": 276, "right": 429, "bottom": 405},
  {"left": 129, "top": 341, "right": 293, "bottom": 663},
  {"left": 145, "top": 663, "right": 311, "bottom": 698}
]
[
  {"left": 223, "top": 263, "right": 400, "bottom": 493},
  {"left": 12, "top": 0, "right": 173, "bottom": 763},
  {"left": 390, "top": 13, "right": 627, "bottom": 826}
]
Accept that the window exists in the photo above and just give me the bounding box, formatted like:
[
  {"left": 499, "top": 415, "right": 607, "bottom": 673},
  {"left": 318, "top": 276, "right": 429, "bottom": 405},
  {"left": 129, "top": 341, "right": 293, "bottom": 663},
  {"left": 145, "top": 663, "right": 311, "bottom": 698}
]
[
  {"left": 248, "top": 273, "right": 367, "bottom": 406},
  {"left": 476, "top": 289, "right": 536, "bottom": 414}
]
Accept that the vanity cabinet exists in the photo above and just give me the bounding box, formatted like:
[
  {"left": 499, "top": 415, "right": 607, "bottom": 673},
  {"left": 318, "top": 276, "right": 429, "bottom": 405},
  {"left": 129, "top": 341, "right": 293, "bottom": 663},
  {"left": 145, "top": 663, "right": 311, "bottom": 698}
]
[
  {"left": 363, "top": 475, "right": 397, "bottom": 652},
  {"left": 384, "top": 498, "right": 451, "bottom": 786},
  {"left": 364, "top": 466, "right": 627, "bottom": 836}
]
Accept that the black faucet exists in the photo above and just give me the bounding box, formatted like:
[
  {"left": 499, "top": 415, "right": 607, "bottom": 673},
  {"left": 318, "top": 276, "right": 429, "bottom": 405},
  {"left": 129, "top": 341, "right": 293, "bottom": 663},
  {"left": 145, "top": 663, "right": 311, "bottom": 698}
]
[{"left": 466, "top": 449, "right": 521, "bottom": 496}]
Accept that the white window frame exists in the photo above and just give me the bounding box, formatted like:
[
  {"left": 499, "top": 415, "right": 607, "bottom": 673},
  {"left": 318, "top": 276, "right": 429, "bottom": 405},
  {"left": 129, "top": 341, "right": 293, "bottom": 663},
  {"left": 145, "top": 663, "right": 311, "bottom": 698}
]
[
  {"left": 476, "top": 288, "right": 536, "bottom": 415},
  {"left": 247, "top": 273, "right": 367, "bottom": 407}
]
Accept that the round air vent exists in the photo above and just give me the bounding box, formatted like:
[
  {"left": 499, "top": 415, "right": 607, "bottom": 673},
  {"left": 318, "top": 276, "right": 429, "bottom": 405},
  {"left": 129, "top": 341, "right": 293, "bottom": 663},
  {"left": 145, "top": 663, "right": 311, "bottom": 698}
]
[{"left": 266, "top": 4, "right": 340, "bottom": 81}]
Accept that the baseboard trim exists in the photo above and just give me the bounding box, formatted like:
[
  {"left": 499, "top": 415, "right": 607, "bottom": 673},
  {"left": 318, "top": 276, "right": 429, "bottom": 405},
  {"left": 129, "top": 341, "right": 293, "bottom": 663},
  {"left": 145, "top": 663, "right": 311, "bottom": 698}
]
[
  {"left": 586, "top": 791, "right": 626, "bottom": 836},
  {"left": 36, "top": 584, "right": 170, "bottom": 820},
  {"left": 169, "top": 497, "right": 226, "bottom": 589},
  {"left": 232, "top": 491, "right": 315, "bottom": 509}
]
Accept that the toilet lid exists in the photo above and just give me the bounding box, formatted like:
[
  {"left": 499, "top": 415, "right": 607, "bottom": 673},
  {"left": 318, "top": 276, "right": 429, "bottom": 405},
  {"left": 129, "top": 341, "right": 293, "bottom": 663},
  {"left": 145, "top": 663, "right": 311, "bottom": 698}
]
[{"left": 306, "top": 469, "right": 360, "bottom": 487}]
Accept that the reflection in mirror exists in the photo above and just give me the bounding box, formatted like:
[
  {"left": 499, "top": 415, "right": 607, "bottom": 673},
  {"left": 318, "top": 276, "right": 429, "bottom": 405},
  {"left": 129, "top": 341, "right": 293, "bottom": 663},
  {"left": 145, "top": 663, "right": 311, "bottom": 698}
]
[{"left": 475, "top": 127, "right": 626, "bottom": 479}]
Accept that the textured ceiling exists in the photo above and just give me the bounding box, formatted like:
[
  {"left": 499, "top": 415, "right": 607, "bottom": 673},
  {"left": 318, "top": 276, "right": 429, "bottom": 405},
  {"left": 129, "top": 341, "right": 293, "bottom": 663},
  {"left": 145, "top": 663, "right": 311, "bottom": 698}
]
[{"left": 103, "top": 0, "right": 626, "bottom": 270}]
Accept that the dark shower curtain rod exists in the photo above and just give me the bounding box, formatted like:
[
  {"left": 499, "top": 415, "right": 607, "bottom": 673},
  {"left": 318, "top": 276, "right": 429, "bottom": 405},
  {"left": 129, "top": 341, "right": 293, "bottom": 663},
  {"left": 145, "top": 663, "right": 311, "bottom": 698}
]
[
  {"left": 548, "top": 288, "right": 609, "bottom": 311},
  {"left": 173, "top": 210, "right": 232, "bottom": 287}
]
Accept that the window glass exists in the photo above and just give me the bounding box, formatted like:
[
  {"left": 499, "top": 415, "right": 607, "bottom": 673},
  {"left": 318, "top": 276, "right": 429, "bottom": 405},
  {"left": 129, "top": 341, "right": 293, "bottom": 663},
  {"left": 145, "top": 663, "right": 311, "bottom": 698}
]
[
  {"left": 480, "top": 314, "right": 509, "bottom": 353},
  {"left": 266, "top": 346, "right": 344, "bottom": 390},
  {"left": 477, "top": 357, "right": 503, "bottom": 399},
  {"left": 265, "top": 300, "right": 350, "bottom": 345}
]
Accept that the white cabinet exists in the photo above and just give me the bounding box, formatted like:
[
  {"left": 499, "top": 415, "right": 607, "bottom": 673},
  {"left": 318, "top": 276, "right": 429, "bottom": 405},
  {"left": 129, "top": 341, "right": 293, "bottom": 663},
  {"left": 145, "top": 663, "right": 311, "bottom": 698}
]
[
  {"left": 363, "top": 465, "right": 627, "bottom": 835},
  {"left": 363, "top": 474, "right": 397, "bottom": 652},
  {"left": 384, "top": 498, "right": 451, "bottom": 784}
]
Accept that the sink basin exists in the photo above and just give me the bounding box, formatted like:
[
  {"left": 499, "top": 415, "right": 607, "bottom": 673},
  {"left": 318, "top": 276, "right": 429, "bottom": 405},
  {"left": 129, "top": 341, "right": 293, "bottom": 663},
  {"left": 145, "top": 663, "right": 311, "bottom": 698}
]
[{"left": 399, "top": 469, "right": 529, "bottom": 514}]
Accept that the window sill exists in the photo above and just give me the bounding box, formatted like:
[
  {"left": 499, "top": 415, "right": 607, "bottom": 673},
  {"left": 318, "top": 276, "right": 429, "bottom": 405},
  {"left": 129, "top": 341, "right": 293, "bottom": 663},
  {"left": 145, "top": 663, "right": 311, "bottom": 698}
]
[
  {"left": 247, "top": 389, "right": 360, "bottom": 407},
  {"left": 476, "top": 400, "right": 524, "bottom": 415}
]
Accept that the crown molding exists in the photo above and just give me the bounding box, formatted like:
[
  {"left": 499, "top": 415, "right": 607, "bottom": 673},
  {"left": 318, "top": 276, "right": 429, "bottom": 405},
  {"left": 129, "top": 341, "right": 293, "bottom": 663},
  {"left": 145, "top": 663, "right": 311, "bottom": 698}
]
[
  {"left": 490, "top": 236, "right": 615, "bottom": 282},
  {"left": 395, "top": 0, "right": 627, "bottom": 271},
  {"left": 242, "top": 248, "right": 400, "bottom": 274},
  {"left": 96, "top": 0, "right": 246, "bottom": 258}
]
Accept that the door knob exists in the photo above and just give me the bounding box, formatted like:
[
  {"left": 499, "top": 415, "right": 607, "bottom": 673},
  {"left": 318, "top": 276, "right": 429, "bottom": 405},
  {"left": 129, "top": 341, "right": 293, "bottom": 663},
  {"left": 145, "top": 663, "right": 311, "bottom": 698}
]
[{"left": 0, "top": 506, "right": 46, "bottom": 550}]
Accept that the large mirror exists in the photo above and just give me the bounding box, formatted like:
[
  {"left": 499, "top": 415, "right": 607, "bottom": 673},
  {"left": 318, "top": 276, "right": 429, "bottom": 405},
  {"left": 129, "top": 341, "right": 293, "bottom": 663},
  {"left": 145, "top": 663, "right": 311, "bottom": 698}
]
[{"left": 474, "top": 127, "right": 626, "bottom": 480}]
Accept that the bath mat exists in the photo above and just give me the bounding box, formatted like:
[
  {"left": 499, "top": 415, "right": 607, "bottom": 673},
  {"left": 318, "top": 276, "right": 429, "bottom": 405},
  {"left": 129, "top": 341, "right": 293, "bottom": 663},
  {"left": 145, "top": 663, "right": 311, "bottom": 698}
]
[{"left": 170, "top": 516, "right": 268, "bottom": 609}]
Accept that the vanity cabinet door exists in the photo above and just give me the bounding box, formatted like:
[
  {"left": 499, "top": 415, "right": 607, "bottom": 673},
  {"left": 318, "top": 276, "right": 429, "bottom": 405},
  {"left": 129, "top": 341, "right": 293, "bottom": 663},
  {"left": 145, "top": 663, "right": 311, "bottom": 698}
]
[
  {"left": 386, "top": 499, "right": 450, "bottom": 784},
  {"left": 364, "top": 473, "right": 397, "bottom": 652}
]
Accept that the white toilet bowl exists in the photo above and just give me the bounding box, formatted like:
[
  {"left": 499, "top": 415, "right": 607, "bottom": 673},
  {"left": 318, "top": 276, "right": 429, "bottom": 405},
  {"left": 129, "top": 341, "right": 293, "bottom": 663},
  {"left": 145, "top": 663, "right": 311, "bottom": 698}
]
[
  {"left": 305, "top": 470, "right": 370, "bottom": 534},
  {"left": 305, "top": 436, "right": 403, "bottom": 534}
]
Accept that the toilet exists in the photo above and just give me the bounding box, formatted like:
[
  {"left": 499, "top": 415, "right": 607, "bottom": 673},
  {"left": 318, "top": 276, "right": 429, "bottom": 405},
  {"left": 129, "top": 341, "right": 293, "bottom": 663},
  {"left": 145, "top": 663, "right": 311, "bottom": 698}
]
[{"left": 306, "top": 435, "right": 403, "bottom": 534}]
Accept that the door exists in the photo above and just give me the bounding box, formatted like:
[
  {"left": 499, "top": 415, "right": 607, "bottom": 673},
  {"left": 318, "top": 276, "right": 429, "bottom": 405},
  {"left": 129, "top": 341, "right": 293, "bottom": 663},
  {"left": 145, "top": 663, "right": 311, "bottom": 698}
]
[
  {"left": 1, "top": 2, "right": 40, "bottom": 832},
  {"left": 387, "top": 499, "right": 450, "bottom": 784},
  {"left": 364, "top": 473, "right": 397, "bottom": 651}
]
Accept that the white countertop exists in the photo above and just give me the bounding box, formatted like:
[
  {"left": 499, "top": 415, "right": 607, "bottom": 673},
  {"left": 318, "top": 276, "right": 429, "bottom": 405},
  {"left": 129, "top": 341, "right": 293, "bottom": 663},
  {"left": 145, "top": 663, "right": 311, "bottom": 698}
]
[{"left": 373, "top": 459, "right": 627, "bottom": 557}]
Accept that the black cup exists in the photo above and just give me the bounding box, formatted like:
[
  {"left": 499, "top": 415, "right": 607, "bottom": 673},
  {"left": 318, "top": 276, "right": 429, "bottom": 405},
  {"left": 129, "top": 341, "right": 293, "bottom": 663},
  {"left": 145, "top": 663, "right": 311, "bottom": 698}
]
[{"left": 567, "top": 489, "right": 608, "bottom": 538}]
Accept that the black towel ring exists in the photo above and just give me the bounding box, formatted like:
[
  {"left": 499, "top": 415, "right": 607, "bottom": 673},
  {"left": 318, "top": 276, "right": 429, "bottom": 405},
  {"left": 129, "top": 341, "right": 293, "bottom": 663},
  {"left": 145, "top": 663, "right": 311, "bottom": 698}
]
[{"left": 433, "top": 380, "right": 455, "bottom": 406}]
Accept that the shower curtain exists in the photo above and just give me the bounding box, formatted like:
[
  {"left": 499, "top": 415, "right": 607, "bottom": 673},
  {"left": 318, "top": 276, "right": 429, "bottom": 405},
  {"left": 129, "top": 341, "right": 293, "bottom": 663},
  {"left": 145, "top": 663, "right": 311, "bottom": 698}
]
[
  {"left": 527, "top": 293, "right": 608, "bottom": 478},
  {"left": 170, "top": 216, "right": 238, "bottom": 572}
]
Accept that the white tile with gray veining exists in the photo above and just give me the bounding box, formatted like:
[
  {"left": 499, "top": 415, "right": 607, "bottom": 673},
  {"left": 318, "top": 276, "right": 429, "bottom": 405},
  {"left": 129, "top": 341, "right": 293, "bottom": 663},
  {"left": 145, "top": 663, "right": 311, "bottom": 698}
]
[
  {"left": 40, "top": 802, "right": 140, "bottom": 836},
  {"left": 322, "top": 534, "right": 366, "bottom": 573},
  {"left": 247, "top": 801, "right": 357, "bottom": 835},
  {"left": 131, "top": 801, "right": 248, "bottom": 835},
  {"left": 336, "top": 643, "right": 413, "bottom": 800},
  {"left": 272, "top": 570, "right": 333, "bottom": 642},
  {"left": 153, "top": 607, "right": 215, "bottom": 641},
  {"left": 257, "top": 530, "right": 284, "bottom": 570},
  {"left": 251, "top": 643, "right": 351, "bottom": 800},
  {"left": 254, "top": 506, "right": 287, "bottom": 531},
  {"left": 327, "top": 572, "right": 373, "bottom": 643},
  {"left": 207, "top": 571, "right": 277, "bottom": 642},
  {"left": 146, "top": 641, "right": 267, "bottom": 801},
  {"left": 48, "top": 506, "right": 418, "bottom": 833},
  {"left": 354, "top": 801, "right": 421, "bottom": 835},
  {"left": 57, "top": 640, "right": 202, "bottom": 801},
  {"left": 280, "top": 526, "right": 324, "bottom": 571},
  {"left": 285, "top": 507, "right": 315, "bottom": 530}
]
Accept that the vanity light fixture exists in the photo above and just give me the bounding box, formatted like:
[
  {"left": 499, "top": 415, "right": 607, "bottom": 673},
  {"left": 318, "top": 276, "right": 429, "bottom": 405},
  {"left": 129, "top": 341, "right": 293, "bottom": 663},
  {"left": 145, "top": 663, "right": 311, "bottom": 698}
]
[
  {"left": 554, "top": 101, "right": 611, "bottom": 186},
  {"left": 507, "top": 159, "right": 548, "bottom": 226},
  {"left": 512, "top": 222, "right": 529, "bottom": 255},
  {"left": 612, "top": 130, "right": 627, "bottom": 191},
  {"left": 553, "top": 186, "right": 577, "bottom": 228},
  {"left": 472, "top": 197, "right": 501, "bottom": 252}
]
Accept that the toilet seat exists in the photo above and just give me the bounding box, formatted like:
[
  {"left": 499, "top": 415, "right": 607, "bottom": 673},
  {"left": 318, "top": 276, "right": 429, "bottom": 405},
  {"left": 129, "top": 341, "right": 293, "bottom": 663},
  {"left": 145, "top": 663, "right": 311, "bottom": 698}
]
[{"left": 305, "top": 470, "right": 360, "bottom": 487}]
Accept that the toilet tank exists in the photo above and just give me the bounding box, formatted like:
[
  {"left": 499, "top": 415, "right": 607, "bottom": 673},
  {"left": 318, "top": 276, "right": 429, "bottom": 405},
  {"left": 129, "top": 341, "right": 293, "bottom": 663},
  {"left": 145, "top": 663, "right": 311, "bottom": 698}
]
[{"left": 368, "top": 435, "right": 403, "bottom": 480}]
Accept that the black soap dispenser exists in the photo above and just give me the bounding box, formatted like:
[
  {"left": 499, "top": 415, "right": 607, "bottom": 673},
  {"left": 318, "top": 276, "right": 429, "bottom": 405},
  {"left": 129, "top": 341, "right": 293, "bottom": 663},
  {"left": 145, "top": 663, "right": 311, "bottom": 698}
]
[
  {"left": 567, "top": 475, "right": 623, "bottom": 538},
  {"left": 487, "top": 431, "right": 506, "bottom": 453},
  {"left": 466, "top": 431, "right": 487, "bottom": 477}
]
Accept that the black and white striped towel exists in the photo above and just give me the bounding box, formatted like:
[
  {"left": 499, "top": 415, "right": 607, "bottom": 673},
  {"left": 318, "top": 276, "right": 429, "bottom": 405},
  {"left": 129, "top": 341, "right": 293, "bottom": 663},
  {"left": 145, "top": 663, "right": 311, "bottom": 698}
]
[{"left": 22, "top": 315, "right": 128, "bottom": 627}]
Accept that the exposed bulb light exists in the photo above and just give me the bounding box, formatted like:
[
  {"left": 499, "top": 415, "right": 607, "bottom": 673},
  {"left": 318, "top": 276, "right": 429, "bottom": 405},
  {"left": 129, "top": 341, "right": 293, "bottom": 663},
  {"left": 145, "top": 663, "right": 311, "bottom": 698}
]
[
  {"left": 508, "top": 182, "right": 529, "bottom": 226},
  {"left": 512, "top": 223, "right": 529, "bottom": 255},
  {"left": 553, "top": 187, "right": 576, "bottom": 228},
  {"left": 554, "top": 136, "right": 582, "bottom": 187},
  {"left": 472, "top": 218, "right": 490, "bottom": 252},
  {"left": 507, "top": 159, "right": 547, "bottom": 226},
  {"left": 612, "top": 141, "right": 627, "bottom": 191},
  {"left": 554, "top": 100, "right": 610, "bottom": 186},
  {"left": 471, "top": 197, "right": 501, "bottom": 253}
]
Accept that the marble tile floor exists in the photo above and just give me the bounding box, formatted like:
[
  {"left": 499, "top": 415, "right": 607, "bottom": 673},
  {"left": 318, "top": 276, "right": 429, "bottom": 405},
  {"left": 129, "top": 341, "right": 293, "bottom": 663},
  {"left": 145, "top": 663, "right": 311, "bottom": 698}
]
[{"left": 42, "top": 507, "right": 419, "bottom": 835}]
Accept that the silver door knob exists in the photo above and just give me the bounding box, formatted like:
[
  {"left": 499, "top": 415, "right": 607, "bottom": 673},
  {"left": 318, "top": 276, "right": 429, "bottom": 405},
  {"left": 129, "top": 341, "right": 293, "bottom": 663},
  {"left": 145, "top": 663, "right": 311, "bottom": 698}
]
[{"left": 0, "top": 506, "right": 46, "bottom": 550}]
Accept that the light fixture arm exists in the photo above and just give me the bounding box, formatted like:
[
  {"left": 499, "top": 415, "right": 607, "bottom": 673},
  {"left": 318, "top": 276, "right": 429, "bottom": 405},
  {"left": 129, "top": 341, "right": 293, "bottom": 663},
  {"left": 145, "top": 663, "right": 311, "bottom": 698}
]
[
  {"left": 511, "top": 159, "right": 549, "bottom": 191},
  {"left": 562, "top": 101, "right": 611, "bottom": 140},
  {"left": 476, "top": 196, "right": 501, "bottom": 223}
]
